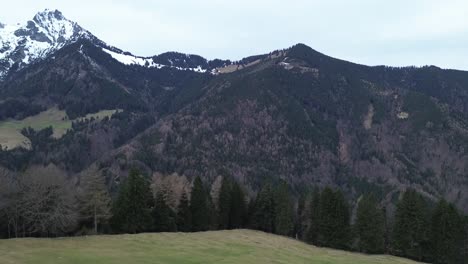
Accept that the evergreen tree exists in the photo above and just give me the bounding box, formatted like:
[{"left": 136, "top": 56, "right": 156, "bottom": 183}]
[
  {"left": 295, "top": 192, "right": 307, "bottom": 240},
  {"left": 176, "top": 191, "right": 192, "bottom": 232},
  {"left": 217, "top": 177, "right": 232, "bottom": 230},
  {"left": 190, "top": 176, "right": 210, "bottom": 231},
  {"left": 430, "top": 199, "right": 465, "bottom": 264},
  {"left": 464, "top": 216, "right": 468, "bottom": 264},
  {"left": 382, "top": 206, "right": 390, "bottom": 253},
  {"left": 152, "top": 191, "right": 177, "bottom": 232},
  {"left": 318, "top": 187, "right": 350, "bottom": 249},
  {"left": 274, "top": 181, "right": 294, "bottom": 236},
  {"left": 306, "top": 188, "right": 321, "bottom": 245},
  {"left": 251, "top": 183, "right": 275, "bottom": 233},
  {"left": 111, "top": 169, "right": 153, "bottom": 233},
  {"left": 355, "top": 194, "right": 385, "bottom": 254},
  {"left": 78, "top": 171, "right": 112, "bottom": 234},
  {"left": 392, "top": 189, "right": 430, "bottom": 261},
  {"left": 207, "top": 194, "right": 218, "bottom": 230},
  {"left": 246, "top": 198, "right": 256, "bottom": 228},
  {"left": 229, "top": 180, "right": 246, "bottom": 229}
]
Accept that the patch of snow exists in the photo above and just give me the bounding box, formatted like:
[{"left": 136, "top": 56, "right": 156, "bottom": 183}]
[
  {"left": 102, "top": 48, "right": 163, "bottom": 69},
  {"left": 102, "top": 48, "right": 208, "bottom": 73},
  {"left": 279, "top": 61, "right": 294, "bottom": 70},
  {"left": 397, "top": 112, "right": 409, "bottom": 119}
]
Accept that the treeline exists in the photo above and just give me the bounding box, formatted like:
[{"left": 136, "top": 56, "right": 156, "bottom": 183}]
[{"left": 0, "top": 167, "right": 467, "bottom": 263}]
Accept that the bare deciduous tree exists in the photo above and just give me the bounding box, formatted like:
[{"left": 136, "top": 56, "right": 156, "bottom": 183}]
[
  {"left": 151, "top": 172, "right": 190, "bottom": 211},
  {"left": 78, "top": 170, "right": 111, "bottom": 234},
  {"left": 210, "top": 175, "right": 223, "bottom": 210},
  {"left": 19, "top": 164, "right": 78, "bottom": 237},
  {"left": 0, "top": 167, "right": 22, "bottom": 238}
]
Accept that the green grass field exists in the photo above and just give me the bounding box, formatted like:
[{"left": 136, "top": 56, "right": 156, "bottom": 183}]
[
  {"left": 0, "top": 230, "right": 422, "bottom": 264},
  {"left": 0, "top": 107, "right": 119, "bottom": 150}
]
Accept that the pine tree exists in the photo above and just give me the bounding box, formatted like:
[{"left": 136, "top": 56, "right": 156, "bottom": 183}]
[
  {"left": 274, "top": 181, "right": 294, "bottom": 237},
  {"left": 217, "top": 177, "right": 232, "bottom": 230},
  {"left": 229, "top": 180, "right": 246, "bottom": 229},
  {"left": 246, "top": 198, "right": 256, "bottom": 228},
  {"left": 78, "top": 171, "right": 112, "bottom": 234},
  {"left": 190, "top": 176, "right": 210, "bottom": 231},
  {"left": 318, "top": 187, "right": 350, "bottom": 249},
  {"left": 153, "top": 191, "right": 176, "bottom": 232},
  {"left": 430, "top": 199, "right": 465, "bottom": 264},
  {"left": 295, "top": 192, "right": 306, "bottom": 240},
  {"left": 111, "top": 168, "right": 153, "bottom": 233},
  {"left": 306, "top": 188, "right": 320, "bottom": 245},
  {"left": 392, "top": 189, "right": 430, "bottom": 261},
  {"left": 355, "top": 194, "right": 385, "bottom": 254},
  {"left": 251, "top": 183, "right": 275, "bottom": 233},
  {"left": 176, "top": 191, "right": 192, "bottom": 232},
  {"left": 463, "top": 216, "right": 468, "bottom": 264},
  {"left": 207, "top": 194, "right": 218, "bottom": 230}
]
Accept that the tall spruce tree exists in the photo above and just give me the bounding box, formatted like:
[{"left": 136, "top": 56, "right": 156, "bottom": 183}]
[
  {"left": 176, "top": 191, "right": 192, "bottom": 232},
  {"left": 190, "top": 176, "right": 210, "bottom": 231},
  {"left": 306, "top": 188, "right": 321, "bottom": 245},
  {"left": 464, "top": 216, "right": 468, "bottom": 263},
  {"left": 295, "top": 192, "right": 307, "bottom": 240},
  {"left": 246, "top": 198, "right": 256, "bottom": 228},
  {"left": 78, "top": 171, "right": 112, "bottom": 234},
  {"left": 217, "top": 177, "right": 232, "bottom": 230},
  {"left": 229, "top": 180, "right": 246, "bottom": 229},
  {"left": 355, "top": 194, "right": 385, "bottom": 254},
  {"left": 430, "top": 199, "right": 465, "bottom": 264},
  {"left": 318, "top": 187, "right": 350, "bottom": 249},
  {"left": 274, "top": 181, "right": 294, "bottom": 237},
  {"left": 111, "top": 169, "right": 153, "bottom": 233},
  {"left": 393, "top": 189, "right": 430, "bottom": 261},
  {"left": 153, "top": 191, "right": 177, "bottom": 232},
  {"left": 207, "top": 194, "right": 218, "bottom": 230},
  {"left": 251, "top": 183, "right": 275, "bottom": 233}
]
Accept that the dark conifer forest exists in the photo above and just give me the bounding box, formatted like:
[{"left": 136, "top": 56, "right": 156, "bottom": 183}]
[{"left": 1, "top": 167, "right": 466, "bottom": 263}]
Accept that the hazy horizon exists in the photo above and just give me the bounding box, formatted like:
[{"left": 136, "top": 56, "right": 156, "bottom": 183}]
[{"left": 1, "top": 0, "right": 468, "bottom": 70}]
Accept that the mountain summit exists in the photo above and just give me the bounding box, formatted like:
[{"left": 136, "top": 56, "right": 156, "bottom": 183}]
[
  {"left": 0, "top": 9, "right": 230, "bottom": 79},
  {"left": 1, "top": 9, "right": 468, "bottom": 214},
  {"left": 0, "top": 9, "right": 94, "bottom": 78}
]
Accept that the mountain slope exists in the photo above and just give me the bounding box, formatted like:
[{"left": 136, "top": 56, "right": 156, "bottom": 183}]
[
  {"left": 100, "top": 44, "right": 468, "bottom": 212},
  {"left": 1, "top": 11, "right": 468, "bottom": 213}
]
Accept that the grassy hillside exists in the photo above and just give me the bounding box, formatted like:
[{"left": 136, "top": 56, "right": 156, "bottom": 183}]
[
  {"left": 0, "top": 107, "right": 119, "bottom": 149},
  {"left": 0, "top": 230, "right": 422, "bottom": 264}
]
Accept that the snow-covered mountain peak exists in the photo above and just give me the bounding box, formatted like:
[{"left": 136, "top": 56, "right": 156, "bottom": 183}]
[
  {"left": 0, "top": 9, "right": 219, "bottom": 80},
  {"left": 33, "top": 9, "right": 66, "bottom": 22},
  {"left": 0, "top": 9, "right": 93, "bottom": 79}
]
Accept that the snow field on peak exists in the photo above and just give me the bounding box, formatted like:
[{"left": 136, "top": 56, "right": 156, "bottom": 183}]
[{"left": 102, "top": 48, "right": 208, "bottom": 73}]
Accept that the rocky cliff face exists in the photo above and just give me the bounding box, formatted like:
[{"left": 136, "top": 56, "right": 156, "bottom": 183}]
[{"left": 0, "top": 9, "right": 97, "bottom": 79}]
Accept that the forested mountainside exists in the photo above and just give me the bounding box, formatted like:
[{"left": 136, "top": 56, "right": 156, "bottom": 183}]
[{"left": 1, "top": 10, "right": 468, "bottom": 215}]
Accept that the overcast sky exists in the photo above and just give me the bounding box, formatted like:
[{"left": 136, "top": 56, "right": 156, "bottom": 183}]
[{"left": 1, "top": 0, "right": 468, "bottom": 70}]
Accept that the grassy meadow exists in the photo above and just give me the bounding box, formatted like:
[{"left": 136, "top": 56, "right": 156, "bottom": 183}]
[
  {"left": 0, "top": 107, "right": 118, "bottom": 150},
  {"left": 0, "top": 230, "right": 422, "bottom": 264}
]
